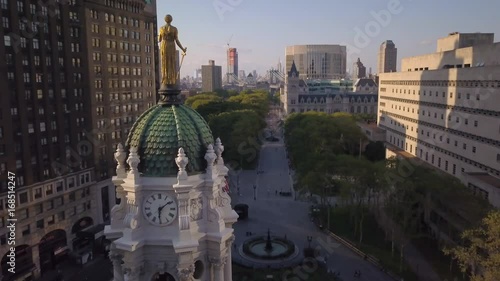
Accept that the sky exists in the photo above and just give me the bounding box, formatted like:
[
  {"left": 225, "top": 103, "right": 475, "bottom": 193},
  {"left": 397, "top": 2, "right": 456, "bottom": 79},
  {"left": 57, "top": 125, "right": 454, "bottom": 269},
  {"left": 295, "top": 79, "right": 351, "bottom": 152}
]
[{"left": 156, "top": 0, "right": 500, "bottom": 78}]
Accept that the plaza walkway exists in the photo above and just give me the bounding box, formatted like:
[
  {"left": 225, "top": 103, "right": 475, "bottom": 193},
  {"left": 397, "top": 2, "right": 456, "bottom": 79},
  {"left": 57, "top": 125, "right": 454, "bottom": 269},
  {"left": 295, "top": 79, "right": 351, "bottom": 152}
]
[{"left": 230, "top": 110, "right": 398, "bottom": 281}]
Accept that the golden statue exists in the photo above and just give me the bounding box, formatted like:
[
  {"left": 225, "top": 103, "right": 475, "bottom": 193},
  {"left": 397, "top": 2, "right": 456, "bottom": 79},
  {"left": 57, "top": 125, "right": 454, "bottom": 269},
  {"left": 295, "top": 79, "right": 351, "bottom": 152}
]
[{"left": 158, "top": 14, "right": 187, "bottom": 86}]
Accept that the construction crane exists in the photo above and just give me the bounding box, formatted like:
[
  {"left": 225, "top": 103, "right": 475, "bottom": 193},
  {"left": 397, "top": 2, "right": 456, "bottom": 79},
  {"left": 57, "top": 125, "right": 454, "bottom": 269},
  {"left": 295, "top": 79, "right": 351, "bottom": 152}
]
[{"left": 226, "top": 34, "right": 233, "bottom": 49}]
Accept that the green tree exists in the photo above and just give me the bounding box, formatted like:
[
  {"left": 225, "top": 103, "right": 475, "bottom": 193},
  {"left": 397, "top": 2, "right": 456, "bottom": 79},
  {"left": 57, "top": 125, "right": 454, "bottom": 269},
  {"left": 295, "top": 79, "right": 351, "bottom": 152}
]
[
  {"left": 363, "top": 141, "right": 386, "bottom": 162},
  {"left": 185, "top": 93, "right": 221, "bottom": 108},
  {"left": 334, "top": 155, "right": 387, "bottom": 243},
  {"left": 209, "top": 110, "right": 265, "bottom": 169},
  {"left": 444, "top": 211, "right": 500, "bottom": 281}
]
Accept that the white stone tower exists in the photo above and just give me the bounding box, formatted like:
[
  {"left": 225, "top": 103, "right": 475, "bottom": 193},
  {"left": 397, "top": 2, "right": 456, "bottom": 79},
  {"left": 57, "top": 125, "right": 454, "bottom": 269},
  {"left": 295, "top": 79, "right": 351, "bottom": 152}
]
[
  {"left": 282, "top": 60, "right": 302, "bottom": 115},
  {"left": 105, "top": 90, "right": 238, "bottom": 281}
]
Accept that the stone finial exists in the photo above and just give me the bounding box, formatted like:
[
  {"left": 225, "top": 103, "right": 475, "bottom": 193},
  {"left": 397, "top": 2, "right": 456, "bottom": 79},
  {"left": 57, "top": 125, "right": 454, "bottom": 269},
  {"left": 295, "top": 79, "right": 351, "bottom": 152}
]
[
  {"left": 127, "top": 147, "right": 140, "bottom": 175},
  {"left": 204, "top": 144, "right": 217, "bottom": 175},
  {"left": 175, "top": 148, "right": 189, "bottom": 180},
  {"left": 215, "top": 138, "right": 224, "bottom": 163},
  {"left": 114, "top": 143, "right": 127, "bottom": 177}
]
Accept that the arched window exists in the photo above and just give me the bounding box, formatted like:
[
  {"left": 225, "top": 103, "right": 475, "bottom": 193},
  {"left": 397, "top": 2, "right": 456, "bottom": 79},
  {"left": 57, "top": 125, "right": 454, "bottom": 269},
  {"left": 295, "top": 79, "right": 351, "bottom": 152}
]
[{"left": 104, "top": 13, "right": 109, "bottom": 21}]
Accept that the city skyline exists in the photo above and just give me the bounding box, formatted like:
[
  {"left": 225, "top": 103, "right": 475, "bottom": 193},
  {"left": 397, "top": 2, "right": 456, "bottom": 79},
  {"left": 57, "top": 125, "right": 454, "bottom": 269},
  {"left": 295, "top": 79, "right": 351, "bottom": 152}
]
[{"left": 157, "top": 0, "right": 500, "bottom": 77}]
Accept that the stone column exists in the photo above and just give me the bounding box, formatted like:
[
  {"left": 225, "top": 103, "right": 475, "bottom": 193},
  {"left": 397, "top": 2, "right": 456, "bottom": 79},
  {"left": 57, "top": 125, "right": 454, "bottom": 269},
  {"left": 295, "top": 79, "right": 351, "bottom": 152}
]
[
  {"left": 109, "top": 246, "right": 124, "bottom": 281},
  {"left": 224, "top": 235, "right": 235, "bottom": 281},
  {"left": 224, "top": 251, "right": 232, "bottom": 281},
  {"left": 209, "top": 257, "right": 226, "bottom": 281},
  {"left": 31, "top": 245, "right": 41, "bottom": 279}
]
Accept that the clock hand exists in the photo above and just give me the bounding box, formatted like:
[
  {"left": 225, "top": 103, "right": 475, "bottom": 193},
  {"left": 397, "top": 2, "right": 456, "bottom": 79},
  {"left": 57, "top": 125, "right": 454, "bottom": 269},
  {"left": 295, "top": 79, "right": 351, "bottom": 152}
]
[{"left": 159, "top": 201, "right": 173, "bottom": 210}]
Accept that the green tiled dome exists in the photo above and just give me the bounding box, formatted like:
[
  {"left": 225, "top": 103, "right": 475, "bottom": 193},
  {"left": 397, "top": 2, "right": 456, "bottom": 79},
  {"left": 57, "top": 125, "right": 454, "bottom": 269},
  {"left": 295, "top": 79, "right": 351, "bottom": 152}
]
[{"left": 126, "top": 104, "right": 214, "bottom": 177}]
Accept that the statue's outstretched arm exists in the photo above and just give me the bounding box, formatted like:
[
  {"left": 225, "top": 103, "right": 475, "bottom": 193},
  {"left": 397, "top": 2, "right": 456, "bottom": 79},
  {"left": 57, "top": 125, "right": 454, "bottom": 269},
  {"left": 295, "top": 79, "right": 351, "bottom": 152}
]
[{"left": 175, "top": 29, "right": 186, "bottom": 53}]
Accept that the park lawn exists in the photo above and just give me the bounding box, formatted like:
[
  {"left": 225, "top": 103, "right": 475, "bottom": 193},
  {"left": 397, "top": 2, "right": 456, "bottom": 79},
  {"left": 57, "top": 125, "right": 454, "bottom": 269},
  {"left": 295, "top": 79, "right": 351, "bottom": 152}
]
[
  {"left": 232, "top": 263, "right": 340, "bottom": 281},
  {"left": 326, "top": 207, "right": 418, "bottom": 281},
  {"left": 412, "top": 237, "right": 469, "bottom": 281}
]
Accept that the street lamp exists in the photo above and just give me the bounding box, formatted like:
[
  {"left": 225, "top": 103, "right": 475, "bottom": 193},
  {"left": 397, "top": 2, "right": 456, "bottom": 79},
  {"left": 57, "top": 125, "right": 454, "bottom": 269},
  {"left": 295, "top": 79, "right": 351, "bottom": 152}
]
[
  {"left": 325, "top": 186, "right": 331, "bottom": 230},
  {"left": 237, "top": 174, "right": 241, "bottom": 196},
  {"left": 306, "top": 236, "right": 312, "bottom": 248},
  {"left": 253, "top": 185, "right": 256, "bottom": 200}
]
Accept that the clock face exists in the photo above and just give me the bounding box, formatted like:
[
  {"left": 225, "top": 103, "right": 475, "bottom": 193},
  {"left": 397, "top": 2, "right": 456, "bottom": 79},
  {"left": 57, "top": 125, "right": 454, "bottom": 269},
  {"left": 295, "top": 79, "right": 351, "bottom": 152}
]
[{"left": 142, "top": 193, "right": 178, "bottom": 226}]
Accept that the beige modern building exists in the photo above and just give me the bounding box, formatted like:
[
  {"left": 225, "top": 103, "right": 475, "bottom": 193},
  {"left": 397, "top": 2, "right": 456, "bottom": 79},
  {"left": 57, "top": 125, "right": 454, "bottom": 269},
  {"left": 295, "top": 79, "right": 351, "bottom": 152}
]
[
  {"left": 281, "top": 62, "right": 378, "bottom": 115},
  {"left": 201, "top": 60, "right": 222, "bottom": 92},
  {"left": 285, "top": 45, "right": 347, "bottom": 80},
  {"left": 377, "top": 32, "right": 500, "bottom": 209},
  {"left": 377, "top": 40, "right": 397, "bottom": 73}
]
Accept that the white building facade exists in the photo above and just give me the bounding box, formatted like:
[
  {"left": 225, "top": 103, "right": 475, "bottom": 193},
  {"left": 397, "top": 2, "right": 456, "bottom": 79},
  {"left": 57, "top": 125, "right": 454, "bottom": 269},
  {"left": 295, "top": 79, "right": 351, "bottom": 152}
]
[{"left": 378, "top": 33, "right": 500, "bottom": 208}]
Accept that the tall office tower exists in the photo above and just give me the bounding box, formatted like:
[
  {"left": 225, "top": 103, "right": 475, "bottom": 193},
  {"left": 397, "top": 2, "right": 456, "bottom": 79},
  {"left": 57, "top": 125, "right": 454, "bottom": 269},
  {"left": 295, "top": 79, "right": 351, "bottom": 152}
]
[
  {"left": 85, "top": 0, "right": 158, "bottom": 223},
  {"left": 227, "top": 47, "right": 238, "bottom": 83},
  {"left": 352, "top": 58, "right": 367, "bottom": 79},
  {"left": 202, "top": 60, "right": 222, "bottom": 92},
  {"left": 0, "top": 0, "right": 158, "bottom": 279},
  {"left": 0, "top": 1, "right": 95, "bottom": 279},
  {"left": 285, "top": 45, "right": 347, "bottom": 80},
  {"left": 377, "top": 40, "right": 397, "bottom": 74},
  {"left": 378, "top": 32, "right": 500, "bottom": 209}
]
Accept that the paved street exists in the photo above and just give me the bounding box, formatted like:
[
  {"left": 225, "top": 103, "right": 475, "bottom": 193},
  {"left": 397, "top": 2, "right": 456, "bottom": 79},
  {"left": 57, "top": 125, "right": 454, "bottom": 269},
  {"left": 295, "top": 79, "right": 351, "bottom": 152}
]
[
  {"left": 230, "top": 110, "right": 396, "bottom": 281},
  {"left": 36, "top": 254, "right": 112, "bottom": 281}
]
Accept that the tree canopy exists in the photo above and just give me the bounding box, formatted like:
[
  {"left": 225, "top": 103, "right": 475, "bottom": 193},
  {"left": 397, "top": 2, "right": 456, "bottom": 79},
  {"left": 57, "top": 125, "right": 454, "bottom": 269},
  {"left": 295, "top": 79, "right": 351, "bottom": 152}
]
[
  {"left": 185, "top": 90, "right": 269, "bottom": 169},
  {"left": 444, "top": 211, "right": 500, "bottom": 281}
]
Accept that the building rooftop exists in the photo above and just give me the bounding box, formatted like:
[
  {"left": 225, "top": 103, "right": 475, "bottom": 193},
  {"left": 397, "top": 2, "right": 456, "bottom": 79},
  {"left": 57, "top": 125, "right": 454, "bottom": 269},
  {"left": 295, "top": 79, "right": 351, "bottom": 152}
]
[
  {"left": 357, "top": 122, "right": 385, "bottom": 134},
  {"left": 381, "top": 40, "right": 395, "bottom": 47},
  {"left": 354, "top": 78, "right": 377, "bottom": 88},
  {"left": 126, "top": 104, "right": 214, "bottom": 177},
  {"left": 465, "top": 172, "right": 500, "bottom": 189}
]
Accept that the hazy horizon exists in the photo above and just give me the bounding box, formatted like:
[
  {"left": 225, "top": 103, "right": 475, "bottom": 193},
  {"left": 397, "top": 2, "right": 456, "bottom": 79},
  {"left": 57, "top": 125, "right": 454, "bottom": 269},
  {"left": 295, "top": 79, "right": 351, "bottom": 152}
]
[{"left": 157, "top": 0, "right": 500, "bottom": 78}]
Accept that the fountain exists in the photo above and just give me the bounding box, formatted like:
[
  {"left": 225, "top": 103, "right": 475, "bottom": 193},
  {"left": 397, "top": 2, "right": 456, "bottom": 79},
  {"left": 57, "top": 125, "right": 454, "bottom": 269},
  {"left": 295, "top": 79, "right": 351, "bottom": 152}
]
[
  {"left": 264, "top": 229, "right": 273, "bottom": 252},
  {"left": 241, "top": 228, "right": 297, "bottom": 261}
]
